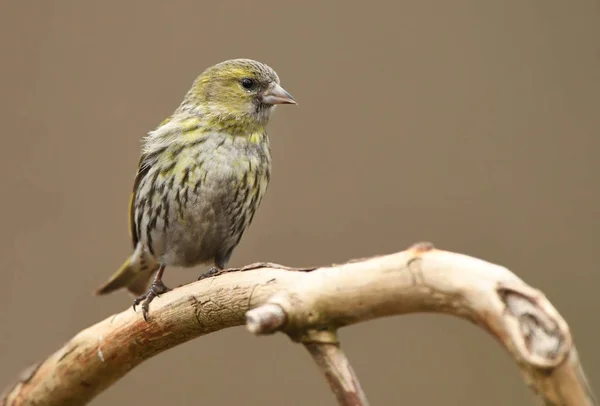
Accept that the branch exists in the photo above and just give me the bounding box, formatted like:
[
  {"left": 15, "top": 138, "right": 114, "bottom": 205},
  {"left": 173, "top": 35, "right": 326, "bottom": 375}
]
[
  {"left": 1, "top": 243, "right": 596, "bottom": 406},
  {"left": 304, "top": 335, "right": 370, "bottom": 406}
]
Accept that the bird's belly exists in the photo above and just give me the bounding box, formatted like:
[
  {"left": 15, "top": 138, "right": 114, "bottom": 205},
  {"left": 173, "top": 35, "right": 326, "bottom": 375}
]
[
  {"left": 156, "top": 198, "right": 229, "bottom": 267},
  {"left": 149, "top": 165, "right": 268, "bottom": 267},
  {"left": 150, "top": 189, "right": 231, "bottom": 267}
]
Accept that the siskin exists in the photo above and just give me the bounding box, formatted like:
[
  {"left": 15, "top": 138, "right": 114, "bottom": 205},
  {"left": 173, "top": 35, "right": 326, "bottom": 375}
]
[{"left": 95, "top": 59, "right": 296, "bottom": 320}]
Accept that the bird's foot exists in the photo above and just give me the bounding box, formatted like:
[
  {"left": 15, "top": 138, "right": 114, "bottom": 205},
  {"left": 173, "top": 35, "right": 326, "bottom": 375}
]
[
  {"left": 133, "top": 280, "right": 170, "bottom": 322},
  {"left": 197, "top": 266, "right": 222, "bottom": 281}
]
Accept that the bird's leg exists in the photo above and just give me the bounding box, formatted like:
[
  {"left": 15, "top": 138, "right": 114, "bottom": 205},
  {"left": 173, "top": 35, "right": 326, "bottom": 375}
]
[{"left": 133, "top": 265, "right": 170, "bottom": 322}]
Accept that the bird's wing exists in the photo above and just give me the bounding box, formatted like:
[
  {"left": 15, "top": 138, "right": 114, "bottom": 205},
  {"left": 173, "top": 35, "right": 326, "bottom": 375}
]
[
  {"left": 128, "top": 116, "right": 175, "bottom": 247},
  {"left": 128, "top": 154, "right": 151, "bottom": 248}
]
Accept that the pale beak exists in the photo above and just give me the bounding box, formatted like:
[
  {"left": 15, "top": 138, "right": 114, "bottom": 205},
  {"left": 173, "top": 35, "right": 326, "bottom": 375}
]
[{"left": 261, "top": 83, "right": 297, "bottom": 105}]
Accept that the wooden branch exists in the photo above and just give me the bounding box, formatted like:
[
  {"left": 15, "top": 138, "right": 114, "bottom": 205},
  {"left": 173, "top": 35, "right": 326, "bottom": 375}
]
[
  {"left": 246, "top": 308, "right": 370, "bottom": 405},
  {"left": 1, "top": 243, "right": 596, "bottom": 406},
  {"left": 304, "top": 335, "right": 370, "bottom": 406}
]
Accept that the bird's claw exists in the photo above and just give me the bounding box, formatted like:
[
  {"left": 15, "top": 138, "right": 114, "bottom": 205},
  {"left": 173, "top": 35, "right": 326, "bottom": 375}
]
[
  {"left": 132, "top": 281, "right": 170, "bottom": 322},
  {"left": 197, "top": 266, "right": 222, "bottom": 281}
]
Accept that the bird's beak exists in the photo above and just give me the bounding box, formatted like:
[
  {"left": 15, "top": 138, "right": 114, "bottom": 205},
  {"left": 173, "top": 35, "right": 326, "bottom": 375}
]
[{"left": 261, "top": 83, "right": 297, "bottom": 105}]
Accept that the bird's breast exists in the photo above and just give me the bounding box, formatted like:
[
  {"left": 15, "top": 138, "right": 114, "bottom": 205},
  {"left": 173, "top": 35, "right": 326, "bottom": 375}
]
[{"left": 177, "top": 132, "right": 271, "bottom": 225}]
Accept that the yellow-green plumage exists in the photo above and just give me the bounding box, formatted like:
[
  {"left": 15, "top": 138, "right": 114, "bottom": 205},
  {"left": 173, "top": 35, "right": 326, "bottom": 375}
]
[{"left": 95, "top": 59, "right": 296, "bottom": 320}]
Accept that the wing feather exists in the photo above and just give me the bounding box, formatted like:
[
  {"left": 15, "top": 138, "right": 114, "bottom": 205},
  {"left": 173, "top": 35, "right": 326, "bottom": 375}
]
[{"left": 128, "top": 155, "right": 151, "bottom": 247}]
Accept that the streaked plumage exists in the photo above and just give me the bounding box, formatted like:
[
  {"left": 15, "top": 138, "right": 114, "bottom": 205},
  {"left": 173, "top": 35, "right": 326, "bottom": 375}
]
[{"left": 95, "top": 59, "right": 296, "bottom": 320}]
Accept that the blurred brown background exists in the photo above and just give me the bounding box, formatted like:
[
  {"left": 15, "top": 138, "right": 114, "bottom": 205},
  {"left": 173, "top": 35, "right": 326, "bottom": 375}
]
[{"left": 1, "top": 1, "right": 599, "bottom": 405}]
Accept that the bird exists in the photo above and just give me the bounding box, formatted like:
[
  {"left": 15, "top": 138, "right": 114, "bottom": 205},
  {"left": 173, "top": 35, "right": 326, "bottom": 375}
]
[{"left": 95, "top": 58, "right": 296, "bottom": 321}]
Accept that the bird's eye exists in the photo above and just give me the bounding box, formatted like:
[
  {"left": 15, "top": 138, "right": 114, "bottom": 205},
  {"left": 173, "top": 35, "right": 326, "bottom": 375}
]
[{"left": 240, "top": 78, "right": 256, "bottom": 90}]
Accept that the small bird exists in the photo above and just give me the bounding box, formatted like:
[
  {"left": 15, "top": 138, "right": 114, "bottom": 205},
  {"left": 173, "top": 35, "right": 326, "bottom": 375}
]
[{"left": 95, "top": 59, "right": 296, "bottom": 320}]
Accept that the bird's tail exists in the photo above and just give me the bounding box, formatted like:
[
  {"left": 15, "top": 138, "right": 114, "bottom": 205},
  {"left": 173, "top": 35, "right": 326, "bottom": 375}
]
[{"left": 95, "top": 247, "right": 157, "bottom": 296}]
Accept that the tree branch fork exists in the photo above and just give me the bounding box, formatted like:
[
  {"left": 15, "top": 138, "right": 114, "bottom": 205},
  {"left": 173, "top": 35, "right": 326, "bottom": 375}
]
[{"left": 1, "top": 243, "right": 596, "bottom": 406}]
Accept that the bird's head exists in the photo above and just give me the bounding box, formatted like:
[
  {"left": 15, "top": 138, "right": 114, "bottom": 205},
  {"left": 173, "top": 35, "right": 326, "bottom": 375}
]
[{"left": 183, "top": 59, "right": 296, "bottom": 129}]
